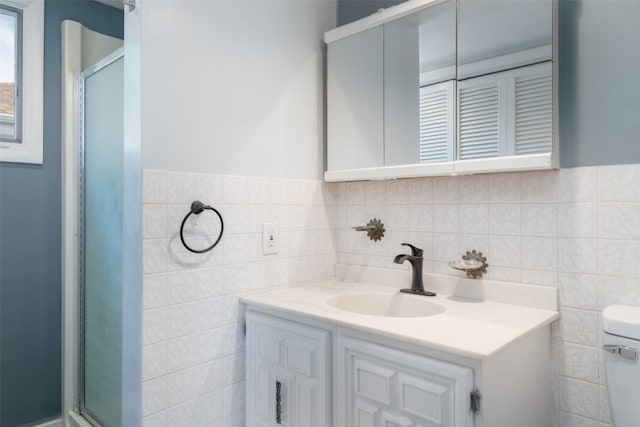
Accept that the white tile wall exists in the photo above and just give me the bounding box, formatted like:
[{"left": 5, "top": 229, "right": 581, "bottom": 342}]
[
  {"left": 334, "top": 164, "right": 640, "bottom": 426},
  {"left": 142, "top": 170, "right": 338, "bottom": 426},
  {"left": 143, "top": 164, "right": 640, "bottom": 426}
]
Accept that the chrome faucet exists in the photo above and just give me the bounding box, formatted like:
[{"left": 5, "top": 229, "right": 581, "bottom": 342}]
[{"left": 393, "top": 243, "right": 436, "bottom": 297}]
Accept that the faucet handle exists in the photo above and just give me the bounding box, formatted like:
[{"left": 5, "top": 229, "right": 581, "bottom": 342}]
[{"left": 401, "top": 243, "right": 423, "bottom": 257}]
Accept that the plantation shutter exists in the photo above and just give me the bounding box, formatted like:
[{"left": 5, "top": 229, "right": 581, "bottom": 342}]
[
  {"left": 419, "top": 80, "right": 454, "bottom": 163},
  {"left": 457, "top": 62, "right": 552, "bottom": 159},
  {"left": 514, "top": 66, "right": 552, "bottom": 155},
  {"left": 458, "top": 81, "right": 501, "bottom": 160}
]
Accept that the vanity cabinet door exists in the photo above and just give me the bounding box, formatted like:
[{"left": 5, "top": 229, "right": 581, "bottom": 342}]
[
  {"left": 246, "top": 312, "right": 331, "bottom": 427},
  {"left": 337, "top": 336, "right": 474, "bottom": 427}
]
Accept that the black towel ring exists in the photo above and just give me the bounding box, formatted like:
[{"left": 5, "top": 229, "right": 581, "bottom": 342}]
[{"left": 180, "top": 200, "right": 224, "bottom": 254}]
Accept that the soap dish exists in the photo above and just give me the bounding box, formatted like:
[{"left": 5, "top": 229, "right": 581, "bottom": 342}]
[
  {"left": 448, "top": 250, "right": 488, "bottom": 279},
  {"left": 447, "top": 259, "right": 483, "bottom": 271}
]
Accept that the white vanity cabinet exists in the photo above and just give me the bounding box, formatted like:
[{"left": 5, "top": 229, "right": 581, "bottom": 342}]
[
  {"left": 337, "top": 336, "right": 474, "bottom": 427},
  {"left": 246, "top": 312, "right": 331, "bottom": 427},
  {"left": 246, "top": 310, "right": 479, "bottom": 427},
  {"left": 243, "top": 278, "right": 556, "bottom": 427}
]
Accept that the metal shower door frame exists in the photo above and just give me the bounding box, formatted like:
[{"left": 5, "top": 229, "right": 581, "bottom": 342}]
[{"left": 77, "top": 47, "right": 125, "bottom": 427}]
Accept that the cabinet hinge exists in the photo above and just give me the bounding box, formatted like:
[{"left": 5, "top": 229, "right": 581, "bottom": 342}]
[
  {"left": 243, "top": 322, "right": 247, "bottom": 336},
  {"left": 470, "top": 388, "right": 481, "bottom": 415}
]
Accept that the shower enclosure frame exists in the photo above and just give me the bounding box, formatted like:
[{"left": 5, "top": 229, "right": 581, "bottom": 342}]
[
  {"left": 61, "top": 42, "right": 142, "bottom": 427},
  {"left": 77, "top": 47, "right": 124, "bottom": 427}
]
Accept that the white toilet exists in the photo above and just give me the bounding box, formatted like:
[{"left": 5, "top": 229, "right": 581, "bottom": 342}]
[{"left": 603, "top": 304, "right": 640, "bottom": 426}]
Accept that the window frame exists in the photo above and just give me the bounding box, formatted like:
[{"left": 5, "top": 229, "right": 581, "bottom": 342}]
[
  {"left": 0, "top": 3, "right": 22, "bottom": 143},
  {"left": 0, "top": 0, "right": 43, "bottom": 165}
]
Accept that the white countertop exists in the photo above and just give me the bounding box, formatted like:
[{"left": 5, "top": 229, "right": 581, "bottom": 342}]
[{"left": 241, "top": 279, "right": 559, "bottom": 360}]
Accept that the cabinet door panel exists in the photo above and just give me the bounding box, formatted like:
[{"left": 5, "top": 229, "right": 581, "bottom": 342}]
[
  {"left": 354, "top": 359, "right": 394, "bottom": 405},
  {"left": 397, "top": 373, "right": 450, "bottom": 424},
  {"left": 355, "top": 401, "right": 379, "bottom": 427},
  {"left": 256, "top": 364, "right": 272, "bottom": 420},
  {"left": 246, "top": 312, "right": 331, "bottom": 427},
  {"left": 339, "top": 336, "right": 473, "bottom": 427},
  {"left": 285, "top": 340, "right": 316, "bottom": 378},
  {"left": 295, "top": 380, "right": 317, "bottom": 426},
  {"left": 258, "top": 334, "right": 282, "bottom": 365},
  {"left": 382, "top": 411, "right": 414, "bottom": 427}
]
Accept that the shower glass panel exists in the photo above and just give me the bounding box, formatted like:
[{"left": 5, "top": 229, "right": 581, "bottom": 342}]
[{"left": 80, "top": 52, "right": 124, "bottom": 427}]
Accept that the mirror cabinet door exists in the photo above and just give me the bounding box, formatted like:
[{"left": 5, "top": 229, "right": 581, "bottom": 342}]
[
  {"left": 325, "top": 0, "right": 555, "bottom": 179},
  {"left": 327, "top": 26, "right": 384, "bottom": 171},
  {"left": 457, "top": 0, "right": 553, "bottom": 160},
  {"left": 384, "top": 0, "right": 456, "bottom": 166}
]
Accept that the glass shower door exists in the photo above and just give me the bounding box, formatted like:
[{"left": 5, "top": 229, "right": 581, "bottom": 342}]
[{"left": 79, "top": 51, "right": 125, "bottom": 427}]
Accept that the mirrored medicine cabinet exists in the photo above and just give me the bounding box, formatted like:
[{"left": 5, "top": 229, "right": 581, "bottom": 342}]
[{"left": 325, "top": 0, "right": 557, "bottom": 181}]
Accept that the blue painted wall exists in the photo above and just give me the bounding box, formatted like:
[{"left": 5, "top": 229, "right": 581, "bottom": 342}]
[
  {"left": 337, "top": 0, "right": 403, "bottom": 26},
  {"left": 337, "top": 0, "right": 640, "bottom": 167},
  {"left": 0, "top": 1, "right": 123, "bottom": 425},
  {"left": 558, "top": 0, "right": 640, "bottom": 167}
]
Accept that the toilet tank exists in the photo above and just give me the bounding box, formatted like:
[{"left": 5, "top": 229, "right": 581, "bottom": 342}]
[{"left": 603, "top": 305, "right": 640, "bottom": 427}]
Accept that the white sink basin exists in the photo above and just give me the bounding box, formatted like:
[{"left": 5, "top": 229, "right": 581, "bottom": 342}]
[{"left": 326, "top": 292, "right": 446, "bottom": 318}]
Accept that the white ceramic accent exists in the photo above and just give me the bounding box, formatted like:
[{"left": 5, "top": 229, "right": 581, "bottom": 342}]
[
  {"left": 326, "top": 292, "right": 446, "bottom": 318},
  {"left": 603, "top": 304, "right": 640, "bottom": 340},
  {"left": 603, "top": 305, "right": 640, "bottom": 426}
]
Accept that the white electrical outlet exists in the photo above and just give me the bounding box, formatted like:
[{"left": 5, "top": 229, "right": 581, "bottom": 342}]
[{"left": 262, "top": 223, "right": 278, "bottom": 255}]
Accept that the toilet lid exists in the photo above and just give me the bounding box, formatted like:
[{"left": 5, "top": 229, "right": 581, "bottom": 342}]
[{"left": 603, "top": 305, "right": 640, "bottom": 340}]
